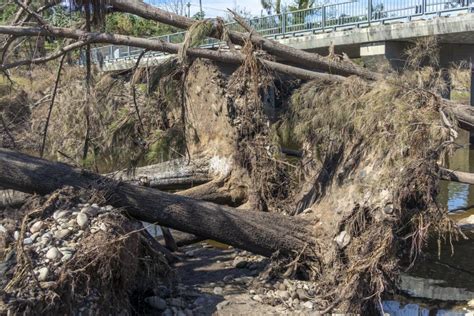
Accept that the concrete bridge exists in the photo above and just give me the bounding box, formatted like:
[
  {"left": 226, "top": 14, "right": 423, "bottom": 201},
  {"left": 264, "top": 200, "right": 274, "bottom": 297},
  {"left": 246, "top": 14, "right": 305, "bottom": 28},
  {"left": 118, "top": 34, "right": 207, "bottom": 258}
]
[{"left": 91, "top": 0, "right": 474, "bottom": 72}]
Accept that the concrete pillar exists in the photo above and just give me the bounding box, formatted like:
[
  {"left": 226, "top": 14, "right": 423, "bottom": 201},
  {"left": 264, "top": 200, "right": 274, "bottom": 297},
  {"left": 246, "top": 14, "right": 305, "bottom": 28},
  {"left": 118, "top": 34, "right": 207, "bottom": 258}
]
[
  {"left": 360, "top": 41, "right": 408, "bottom": 72},
  {"left": 471, "top": 63, "right": 474, "bottom": 106},
  {"left": 470, "top": 63, "right": 474, "bottom": 144}
]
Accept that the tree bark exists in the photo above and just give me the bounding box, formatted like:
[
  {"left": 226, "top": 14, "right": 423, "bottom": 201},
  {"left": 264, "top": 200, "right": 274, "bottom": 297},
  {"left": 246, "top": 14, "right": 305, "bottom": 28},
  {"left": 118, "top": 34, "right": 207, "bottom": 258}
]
[
  {"left": 109, "top": 0, "right": 380, "bottom": 80},
  {"left": 109, "top": 157, "right": 212, "bottom": 190},
  {"left": 0, "top": 149, "right": 315, "bottom": 257}
]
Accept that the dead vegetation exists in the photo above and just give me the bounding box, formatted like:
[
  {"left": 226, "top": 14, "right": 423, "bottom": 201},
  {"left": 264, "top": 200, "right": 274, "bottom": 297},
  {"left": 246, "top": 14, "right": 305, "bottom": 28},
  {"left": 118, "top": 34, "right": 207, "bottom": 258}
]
[
  {"left": 1, "top": 3, "right": 473, "bottom": 315},
  {"left": 1, "top": 187, "right": 171, "bottom": 315}
]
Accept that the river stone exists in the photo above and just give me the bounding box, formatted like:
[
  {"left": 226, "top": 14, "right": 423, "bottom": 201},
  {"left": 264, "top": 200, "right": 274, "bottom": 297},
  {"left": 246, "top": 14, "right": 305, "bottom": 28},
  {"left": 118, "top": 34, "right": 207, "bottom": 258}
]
[
  {"left": 252, "top": 295, "right": 262, "bottom": 302},
  {"left": 223, "top": 275, "right": 233, "bottom": 282},
  {"left": 40, "top": 233, "right": 52, "bottom": 245},
  {"left": 296, "top": 288, "right": 308, "bottom": 300},
  {"left": 145, "top": 296, "right": 167, "bottom": 310},
  {"left": 233, "top": 257, "right": 248, "bottom": 269},
  {"left": 30, "top": 232, "right": 40, "bottom": 242},
  {"left": 53, "top": 210, "right": 70, "bottom": 220},
  {"left": 81, "top": 206, "right": 98, "bottom": 217},
  {"left": 334, "top": 230, "right": 351, "bottom": 248},
  {"left": 13, "top": 231, "right": 19, "bottom": 240},
  {"left": 213, "top": 287, "right": 223, "bottom": 295},
  {"left": 30, "top": 221, "right": 44, "bottom": 233},
  {"left": 302, "top": 301, "right": 313, "bottom": 309},
  {"left": 216, "top": 300, "right": 230, "bottom": 310},
  {"left": 169, "top": 298, "right": 185, "bottom": 308},
  {"left": 76, "top": 213, "right": 88, "bottom": 228},
  {"left": 248, "top": 263, "right": 259, "bottom": 270},
  {"left": 46, "top": 247, "right": 60, "bottom": 260},
  {"left": 193, "top": 296, "right": 208, "bottom": 306},
  {"left": 55, "top": 229, "right": 72, "bottom": 239},
  {"left": 468, "top": 299, "right": 474, "bottom": 308},
  {"left": 37, "top": 267, "right": 49, "bottom": 281},
  {"left": 23, "top": 237, "right": 33, "bottom": 245},
  {"left": 61, "top": 252, "right": 73, "bottom": 261},
  {"left": 276, "top": 290, "right": 290, "bottom": 300}
]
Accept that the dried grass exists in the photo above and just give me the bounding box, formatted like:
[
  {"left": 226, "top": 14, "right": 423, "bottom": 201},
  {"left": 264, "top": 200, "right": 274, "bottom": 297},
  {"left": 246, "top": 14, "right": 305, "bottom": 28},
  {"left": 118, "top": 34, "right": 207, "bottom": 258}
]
[
  {"left": 2, "top": 187, "right": 170, "bottom": 315},
  {"left": 282, "top": 60, "right": 460, "bottom": 312}
]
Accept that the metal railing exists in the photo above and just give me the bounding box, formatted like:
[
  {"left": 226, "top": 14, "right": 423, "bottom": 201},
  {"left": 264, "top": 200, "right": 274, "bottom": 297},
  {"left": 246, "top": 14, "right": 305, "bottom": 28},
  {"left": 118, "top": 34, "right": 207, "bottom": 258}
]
[{"left": 90, "top": 0, "right": 474, "bottom": 64}]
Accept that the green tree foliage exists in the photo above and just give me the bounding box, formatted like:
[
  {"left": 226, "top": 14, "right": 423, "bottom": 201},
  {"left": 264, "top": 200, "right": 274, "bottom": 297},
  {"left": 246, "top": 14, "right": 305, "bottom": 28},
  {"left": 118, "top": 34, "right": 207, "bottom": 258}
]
[
  {"left": 1, "top": 3, "right": 19, "bottom": 23},
  {"left": 261, "top": 0, "right": 281, "bottom": 14},
  {"left": 288, "top": 0, "right": 316, "bottom": 11},
  {"left": 105, "top": 13, "right": 178, "bottom": 37}
]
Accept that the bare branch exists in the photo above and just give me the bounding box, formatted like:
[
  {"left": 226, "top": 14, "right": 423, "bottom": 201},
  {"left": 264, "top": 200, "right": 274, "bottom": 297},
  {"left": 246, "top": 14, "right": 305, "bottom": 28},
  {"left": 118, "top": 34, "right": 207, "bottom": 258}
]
[
  {"left": 109, "top": 0, "right": 381, "bottom": 80},
  {"left": 1, "top": 0, "right": 61, "bottom": 64},
  {"left": 40, "top": 53, "right": 66, "bottom": 158},
  {"left": 0, "top": 25, "right": 346, "bottom": 83},
  {"left": 0, "top": 40, "right": 87, "bottom": 71}
]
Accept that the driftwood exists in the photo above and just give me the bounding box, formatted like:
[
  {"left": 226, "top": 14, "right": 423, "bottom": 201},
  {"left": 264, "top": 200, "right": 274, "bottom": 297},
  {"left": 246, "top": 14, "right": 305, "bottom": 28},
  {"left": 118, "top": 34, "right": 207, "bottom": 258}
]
[
  {"left": 440, "top": 167, "right": 474, "bottom": 185},
  {"left": 0, "top": 148, "right": 315, "bottom": 257}
]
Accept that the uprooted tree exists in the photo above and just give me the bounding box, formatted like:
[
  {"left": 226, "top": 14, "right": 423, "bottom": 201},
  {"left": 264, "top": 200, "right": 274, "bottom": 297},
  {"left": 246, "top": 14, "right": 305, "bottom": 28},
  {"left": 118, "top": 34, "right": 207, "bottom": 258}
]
[{"left": 0, "top": 0, "right": 472, "bottom": 313}]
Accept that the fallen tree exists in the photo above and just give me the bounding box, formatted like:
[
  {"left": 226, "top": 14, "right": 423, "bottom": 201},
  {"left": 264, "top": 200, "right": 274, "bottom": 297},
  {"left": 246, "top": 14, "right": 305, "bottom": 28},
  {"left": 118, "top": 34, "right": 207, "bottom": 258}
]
[
  {"left": 109, "top": 0, "right": 380, "bottom": 80},
  {"left": 1, "top": 3, "right": 471, "bottom": 314},
  {"left": 0, "top": 25, "right": 346, "bottom": 83},
  {"left": 0, "top": 148, "right": 317, "bottom": 259}
]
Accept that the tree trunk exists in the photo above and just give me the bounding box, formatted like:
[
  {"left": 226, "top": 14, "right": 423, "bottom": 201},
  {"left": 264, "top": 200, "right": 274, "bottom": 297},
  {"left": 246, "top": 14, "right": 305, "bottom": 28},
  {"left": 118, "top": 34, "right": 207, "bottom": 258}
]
[
  {"left": 0, "top": 149, "right": 315, "bottom": 258},
  {"left": 108, "top": 157, "right": 212, "bottom": 190},
  {"left": 109, "top": 0, "right": 380, "bottom": 80}
]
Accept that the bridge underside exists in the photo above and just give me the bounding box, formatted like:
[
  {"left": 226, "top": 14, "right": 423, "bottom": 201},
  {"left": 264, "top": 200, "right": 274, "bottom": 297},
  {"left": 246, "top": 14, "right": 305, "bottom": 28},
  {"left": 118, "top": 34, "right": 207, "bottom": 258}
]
[{"left": 281, "top": 13, "right": 474, "bottom": 58}]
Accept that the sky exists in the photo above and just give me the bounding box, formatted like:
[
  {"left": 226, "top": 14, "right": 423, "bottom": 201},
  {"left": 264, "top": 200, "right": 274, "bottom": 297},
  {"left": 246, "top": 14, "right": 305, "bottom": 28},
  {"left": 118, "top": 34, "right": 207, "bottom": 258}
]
[{"left": 146, "top": 0, "right": 267, "bottom": 18}]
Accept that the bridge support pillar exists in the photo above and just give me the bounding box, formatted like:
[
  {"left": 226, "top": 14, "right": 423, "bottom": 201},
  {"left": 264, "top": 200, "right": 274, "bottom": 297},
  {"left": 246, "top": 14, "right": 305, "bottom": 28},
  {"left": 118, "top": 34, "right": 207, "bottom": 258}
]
[{"left": 360, "top": 41, "right": 408, "bottom": 72}]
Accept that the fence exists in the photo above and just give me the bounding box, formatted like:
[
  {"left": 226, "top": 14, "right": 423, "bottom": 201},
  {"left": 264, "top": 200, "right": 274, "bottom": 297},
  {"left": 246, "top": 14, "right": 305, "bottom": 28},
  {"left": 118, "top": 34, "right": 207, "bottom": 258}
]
[{"left": 89, "top": 0, "right": 473, "bottom": 64}]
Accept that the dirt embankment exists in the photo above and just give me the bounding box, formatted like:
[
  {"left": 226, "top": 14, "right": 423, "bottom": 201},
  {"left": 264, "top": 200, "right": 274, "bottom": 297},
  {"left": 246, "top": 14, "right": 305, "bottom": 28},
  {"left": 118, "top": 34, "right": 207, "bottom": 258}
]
[{"left": 1, "top": 53, "right": 474, "bottom": 314}]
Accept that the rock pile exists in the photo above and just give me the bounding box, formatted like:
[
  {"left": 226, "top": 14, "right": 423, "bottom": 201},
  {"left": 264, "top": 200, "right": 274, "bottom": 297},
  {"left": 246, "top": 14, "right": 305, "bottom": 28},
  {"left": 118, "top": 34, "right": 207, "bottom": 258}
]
[{"left": 0, "top": 188, "right": 170, "bottom": 315}]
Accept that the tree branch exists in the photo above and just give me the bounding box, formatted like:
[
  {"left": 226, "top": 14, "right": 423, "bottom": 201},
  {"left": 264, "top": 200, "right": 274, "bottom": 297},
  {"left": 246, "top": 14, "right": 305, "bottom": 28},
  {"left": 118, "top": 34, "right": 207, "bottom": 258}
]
[
  {"left": 40, "top": 53, "right": 66, "bottom": 158},
  {"left": 109, "top": 0, "right": 381, "bottom": 80},
  {"left": 0, "top": 25, "right": 346, "bottom": 83},
  {"left": 0, "top": 40, "right": 87, "bottom": 71}
]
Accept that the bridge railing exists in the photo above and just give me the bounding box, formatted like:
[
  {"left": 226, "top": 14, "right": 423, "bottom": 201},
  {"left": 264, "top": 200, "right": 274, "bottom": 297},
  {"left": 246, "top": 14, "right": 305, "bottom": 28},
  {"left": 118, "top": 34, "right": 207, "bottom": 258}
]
[{"left": 90, "top": 0, "right": 473, "bottom": 64}]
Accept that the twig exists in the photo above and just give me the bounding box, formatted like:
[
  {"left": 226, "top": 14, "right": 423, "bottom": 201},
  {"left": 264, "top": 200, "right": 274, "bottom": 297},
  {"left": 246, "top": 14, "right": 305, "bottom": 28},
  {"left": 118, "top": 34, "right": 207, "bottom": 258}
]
[
  {"left": 0, "top": 40, "right": 88, "bottom": 71},
  {"left": 1, "top": 0, "right": 61, "bottom": 64},
  {"left": 40, "top": 53, "right": 66, "bottom": 158},
  {"left": 131, "top": 49, "right": 148, "bottom": 134},
  {"left": 227, "top": 8, "right": 255, "bottom": 35},
  {"left": 1, "top": 114, "right": 16, "bottom": 148}
]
